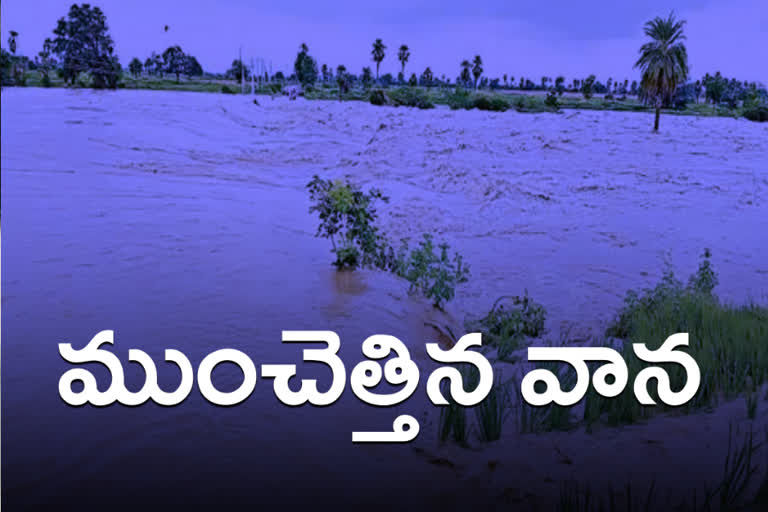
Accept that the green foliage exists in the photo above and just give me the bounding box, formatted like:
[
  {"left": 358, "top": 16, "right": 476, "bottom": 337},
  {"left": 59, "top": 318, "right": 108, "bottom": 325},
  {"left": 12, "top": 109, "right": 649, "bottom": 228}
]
[
  {"left": 221, "top": 84, "right": 236, "bottom": 94},
  {"left": 474, "top": 374, "right": 513, "bottom": 442},
  {"left": 369, "top": 89, "right": 390, "bottom": 106},
  {"left": 586, "top": 250, "right": 768, "bottom": 428},
  {"left": 385, "top": 87, "right": 434, "bottom": 109},
  {"left": 466, "top": 292, "right": 547, "bottom": 360},
  {"left": 472, "top": 94, "right": 510, "bottom": 112},
  {"left": 52, "top": 4, "right": 120, "bottom": 88},
  {"left": 516, "top": 364, "right": 576, "bottom": 434},
  {"left": 306, "top": 175, "right": 389, "bottom": 270},
  {"left": 743, "top": 105, "right": 768, "bottom": 122},
  {"left": 581, "top": 74, "right": 596, "bottom": 99},
  {"left": 545, "top": 90, "right": 561, "bottom": 109},
  {"left": 395, "top": 234, "right": 470, "bottom": 310},
  {"left": 606, "top": 249, "right": 717, "bottom": 339}
]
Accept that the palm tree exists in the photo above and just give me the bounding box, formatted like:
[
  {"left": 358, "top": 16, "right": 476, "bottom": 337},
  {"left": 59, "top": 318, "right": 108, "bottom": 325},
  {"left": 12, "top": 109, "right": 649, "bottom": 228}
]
[
  {"left": 460, "top": 60, "right": 472, "bottom": 89},
  {"left": 8, "top": 30, "right": 18, "bottom": 54},
  {"left": 634, "top": 12, "right": 689, "bottom": 132},
  {"left": 397, "top": 44, "right": 410, "bottom": 76},
  {"left": 371, "top": 38, "right": 386, "bottom": 79},
  {"left": 472, "top": 55, "right": 483, "bottom": 90}
]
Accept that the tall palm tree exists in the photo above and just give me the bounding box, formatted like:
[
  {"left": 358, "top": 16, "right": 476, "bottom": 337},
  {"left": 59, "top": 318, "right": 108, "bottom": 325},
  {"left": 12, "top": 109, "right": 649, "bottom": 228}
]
[
  {"left": 472, "top": 55, "right": 483, "bottom": 90},
  {"left": 397, "top": 44, "right": 410, "bottom": 76},
  {"left": 371, "top": 38, "right": 386, "bottom": 79},
  {"left": 634, "top": 12, "right": 689, "bottom": 132},
  {"left": 8, "top": 30, "right": 18, "bottom": 54},
  {"left": 460, "top": 59, "right": 472, "bottom": 89}
]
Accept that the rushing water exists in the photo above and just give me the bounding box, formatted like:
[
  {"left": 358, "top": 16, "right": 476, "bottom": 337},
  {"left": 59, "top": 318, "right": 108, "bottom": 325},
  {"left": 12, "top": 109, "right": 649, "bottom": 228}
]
[{"left": 3, "top": 88, "right": 767, "bottom": 510}]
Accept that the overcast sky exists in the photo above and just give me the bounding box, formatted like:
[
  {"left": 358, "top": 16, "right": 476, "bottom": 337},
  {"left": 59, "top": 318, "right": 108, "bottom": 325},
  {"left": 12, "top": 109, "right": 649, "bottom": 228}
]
[{"left": 1, "top": 0, "right": 766, "bottom": 83}]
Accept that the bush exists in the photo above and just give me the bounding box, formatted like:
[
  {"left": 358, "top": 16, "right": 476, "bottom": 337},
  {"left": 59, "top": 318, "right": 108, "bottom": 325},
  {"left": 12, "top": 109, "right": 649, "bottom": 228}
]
[
  {"left": 386, "top": 87, "right": 434, "bottom": 109},
  {"left": 472, "top": 94, "right": 510, "bottom": 112},
  {"left": 587, "top": 249, "right": 768, "bottom": 427},
  {"left": 307, "top": 175, "right": 390, "bottom": 270},
  {"left": 743, "top": 105, "right": 768, "bottom": 122},
  {"left": 395, "top": 234, "right": 470, "bottom": 310},
  {"left": 445, "top": 88, "right": 474, "bottom": 110},
  {"left": 545, "top": 91, "right": 560, "bottom": 110},
  {"left": 369, "top": 89, "right": 390, "bottom": 106},
  {"left": 465, "top": 292, "right": 547, "bottom": 360},
  {"left": 221, "top": 84, "right": 236, "bottom": 94}
]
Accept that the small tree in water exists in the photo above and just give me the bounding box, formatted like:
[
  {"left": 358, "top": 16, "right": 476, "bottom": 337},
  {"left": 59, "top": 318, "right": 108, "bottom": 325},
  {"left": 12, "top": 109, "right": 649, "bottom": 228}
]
[
  {"left": 307, "top": 175, "right": 389, "bottom": 270},
  {"left": 634, "top": 12, "right": 689, "bottom": 131}
]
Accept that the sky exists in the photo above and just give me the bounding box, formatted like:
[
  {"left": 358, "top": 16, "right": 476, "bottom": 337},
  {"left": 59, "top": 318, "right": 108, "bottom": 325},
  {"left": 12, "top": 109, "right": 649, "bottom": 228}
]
[{"left": 1, "top": 0, "right": 766, "bottom": 83}]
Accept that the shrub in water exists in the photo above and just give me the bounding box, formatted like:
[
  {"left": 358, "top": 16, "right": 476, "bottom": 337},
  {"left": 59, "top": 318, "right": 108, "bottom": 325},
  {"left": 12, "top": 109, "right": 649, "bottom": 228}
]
[
  {"left": 396, "top": 234, "right": 470, "bottom": 310},
  {"left": 306, "top": 175, "right": 390, "bottom": 270},
  {"left": 466, "top": 292, "right": 547, "bottom": 360}
]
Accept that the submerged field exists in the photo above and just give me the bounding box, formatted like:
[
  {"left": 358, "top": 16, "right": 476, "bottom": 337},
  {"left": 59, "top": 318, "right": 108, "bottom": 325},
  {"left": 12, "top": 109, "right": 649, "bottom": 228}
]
[{"left": 2, "top": 87, "right": 767, "bottom": 509}]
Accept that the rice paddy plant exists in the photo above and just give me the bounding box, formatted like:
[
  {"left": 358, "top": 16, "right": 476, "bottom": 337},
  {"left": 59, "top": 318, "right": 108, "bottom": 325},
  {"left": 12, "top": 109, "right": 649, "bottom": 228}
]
[
  {"left": 473, "top": 373, "right": 513, "bottom": 442},
  {"left": 516, "top": 363, "right": 577, "bottom": 434},
  {"left": 587, "top": 250, "right": 768, "bottom": 428},
  {"left": 464, "top": 291, "right": 547, "bottom": 361},
  {"left": 437, "top": 377, "right": 470, "bottom": 446}
]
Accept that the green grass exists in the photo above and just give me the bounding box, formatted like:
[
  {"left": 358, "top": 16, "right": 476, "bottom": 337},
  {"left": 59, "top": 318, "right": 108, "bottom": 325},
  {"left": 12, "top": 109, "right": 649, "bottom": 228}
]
[{"left": 584, "top": 252, "right": 768, "bottom": 428}]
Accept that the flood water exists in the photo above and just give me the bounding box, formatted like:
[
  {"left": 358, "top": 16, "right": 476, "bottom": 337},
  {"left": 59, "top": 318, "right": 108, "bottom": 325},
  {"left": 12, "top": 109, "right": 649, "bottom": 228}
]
[
  {"left": 2, "top": 88, "right": 767, "bottom": 510},
  {"left": 1, "top": 92, "right": 468, "bottom": 510}
]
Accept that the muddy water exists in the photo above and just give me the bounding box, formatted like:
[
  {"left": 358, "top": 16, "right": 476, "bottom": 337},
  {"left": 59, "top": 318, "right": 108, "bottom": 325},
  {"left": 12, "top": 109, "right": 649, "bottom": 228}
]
[
  {"left": 1, "top": 91, "right": 466, "bottom": 509},
  {"left": 2, "top": 88, "right": 767, "bottom": 509}
]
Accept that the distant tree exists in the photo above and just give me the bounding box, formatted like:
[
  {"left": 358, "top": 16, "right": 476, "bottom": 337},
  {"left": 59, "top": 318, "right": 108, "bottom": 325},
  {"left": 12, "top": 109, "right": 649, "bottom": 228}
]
[
  {"left": 397, "top": 44, "right": 410, "bottom": 76},
  {"left": 294, "top": 43, "right": 310, "bottom": 81},
  {"left": 503, "top": 73, "right": 508, "bottom": 87},
  {"left": 8, "top": 30, "right": 18, "bottom": 54},
  {"left": 519, "top": 76, "right": 524, "bottom": 89},
  {"left": 694, "top": 79, "right": 702, "bottom": 103},
  {"left": 52, "top": 4, "right": 121, "bottom": 88},
  {"left": 634, "top": 12, "right": 688, "bottom": 131},
  {"left": 555, "top": 76, "right": 565, "bottom": 95},
  {"left": 35, "top": 38, "right": 57, "bottom": 84},
  {"left": 408, "top": 72, "right": 417, "bottom": 87},
  {"left": 186, "top": 56, "right": 203, "bottom": 77},
  {"left": 371, "top": 38, "right": 386, "bottom": 79},
  {"left": 421, "top": 66, "right": 434, "bottom": 88},
  {"left": 361, "top": 66, "right": 373, "bottom": 88},
  {"left": 509, "top": 75, "right": 514, "bottom": 88},
  {"left": 397, "top": 71, "right": 404, "bottom": 84},
  {"left": 298, "top": 53, "right": 318, "bottom": 86},
  {"left": 460, "top": 59, "right": 472, "bottom": 89},
  {"left": 472, "top": 55, "right": 483, "bottom": 89},
  {"left": 321, "top": 63, "right": 329, "bottom": 82},
  {"left": 704, "top": 71, "right": 726, "bottom": 107},
  {"left": 479, "top": 76, "right": 489, "bottom": 89},
  {"left": 541, "top": 76, "right": 548, "bottom": 89},
  {"left": 128, "top": 57, "right": 143, "bottom": 78},
  {"left": 581, "top": 74, "right": 596, "bottom": 99},
  {"left": 162, "top": 45, "right": 188, "bottom": 83},
  {"left": 336, "top": 64, "right": 348, "bottom": 101},
  {"left": 490, "top": 78, "right": 500, "bottom": 90},
  {"left": 630, "top": 80, "right": 638, "bottom": 95},
  {"left": 274, "top": 71, "right": 285, "bottom": 82},
  {"left": 227, "top": 58, "right": 249, "bottom": 83}
]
